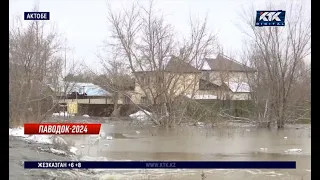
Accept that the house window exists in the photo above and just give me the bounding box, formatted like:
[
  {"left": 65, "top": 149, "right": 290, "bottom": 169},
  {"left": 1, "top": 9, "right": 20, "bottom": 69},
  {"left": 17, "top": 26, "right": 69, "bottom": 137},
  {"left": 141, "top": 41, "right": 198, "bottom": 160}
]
[
  {"left": 140, "top": 76, "right": 150, "bottom": 85},
  {"left": 156, "top": 75, "right": 163, "bottom": 84},
  {"left": 140, "top": 76, "right": 145, "bottom": 85},
  {"left": 123, "top": 96, "right": 131, "bottom": 104},
  {"left": 202, "top": 72, "right": 209, "bottom": 80},
  {"left": 146, "top": 77, "right": 150, "bottom": 84},
  {"left": 141, "top": 96, "right": 148, "bottom": 104}
]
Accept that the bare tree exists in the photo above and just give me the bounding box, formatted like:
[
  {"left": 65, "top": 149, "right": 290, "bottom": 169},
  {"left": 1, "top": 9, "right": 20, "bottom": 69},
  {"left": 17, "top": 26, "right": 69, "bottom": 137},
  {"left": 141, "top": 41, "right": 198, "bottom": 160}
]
[
  {"left": 240, "top": 4, "right": 311, "bottom": 128},
  {"left": 9, "top": 5, "right": 65, "bottom": 126},
  {"left": 105, "top": 1, "right": 216, "bottom": 127},
  {"left": 97, "top": 54, "right": 134, "bottom": 117},
  {"left": 197, "top": 50, "right": 256, "bottom": 124}
]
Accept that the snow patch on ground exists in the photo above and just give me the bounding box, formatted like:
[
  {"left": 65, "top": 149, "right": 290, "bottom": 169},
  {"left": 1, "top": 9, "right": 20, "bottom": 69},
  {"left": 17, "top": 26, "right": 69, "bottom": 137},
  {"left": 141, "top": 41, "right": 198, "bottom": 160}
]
[
  {"left": 26, "top": 135, "right": 53, "bottom": 144},
  {"left": 9, "top": 127, "right": 76, "bottom": 155},
  {"left": 284, "top": 148, "right": 303, "bottom": 154},
  {"left": 69, "top": 147, "right": 78, "bottom": 155},
  {"left": 129, "top": 110, "right": 152, "bottom": 121},
  {"left": 52, "top": 136, "right": 68, "bottom": 145},
  {"left": 52, "top": 111, "right": 74, "bottom": 117},
  {"left": 9, "top": 127, "right": 28, "bottom": 137},
  {"left": 83, "top": 114, "right": 90, "bottom": 117},
  {"left": 50, "top": 148, "right": 68, "bottom": 155},
  {"left": 9, "top": 127, "right": 53, "bottom": 144}
]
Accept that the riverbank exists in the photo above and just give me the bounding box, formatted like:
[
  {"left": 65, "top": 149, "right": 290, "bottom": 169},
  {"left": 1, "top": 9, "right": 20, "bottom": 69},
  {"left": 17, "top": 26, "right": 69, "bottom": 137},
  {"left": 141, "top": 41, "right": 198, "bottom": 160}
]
[
  {"left": 9, "top": 136, "right": 79, "bottom": 180},
  {"left": 9, "top": 126, "right": 104, "bottom": 180}
]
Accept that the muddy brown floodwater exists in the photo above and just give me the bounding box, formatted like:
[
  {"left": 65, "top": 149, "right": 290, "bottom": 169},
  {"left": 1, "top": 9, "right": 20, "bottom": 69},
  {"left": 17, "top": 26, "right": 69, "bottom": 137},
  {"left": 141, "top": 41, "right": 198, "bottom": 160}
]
[{"left": 60, "top": 119, "right": 311, "bottom": 180}]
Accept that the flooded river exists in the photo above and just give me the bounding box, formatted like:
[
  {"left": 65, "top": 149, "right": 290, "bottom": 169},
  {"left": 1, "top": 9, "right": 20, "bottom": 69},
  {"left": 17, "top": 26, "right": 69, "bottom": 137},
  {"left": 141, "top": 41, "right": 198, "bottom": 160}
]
[{"left": 63, "top": 120, "right": 311, "bottom": 180}]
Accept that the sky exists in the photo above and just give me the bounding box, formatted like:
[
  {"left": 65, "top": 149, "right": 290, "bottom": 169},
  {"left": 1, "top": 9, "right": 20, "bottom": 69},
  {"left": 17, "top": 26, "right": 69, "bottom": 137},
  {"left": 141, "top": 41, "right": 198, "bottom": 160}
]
[{"left": 9, "top": 0, "right": 311, "bottom": 74}]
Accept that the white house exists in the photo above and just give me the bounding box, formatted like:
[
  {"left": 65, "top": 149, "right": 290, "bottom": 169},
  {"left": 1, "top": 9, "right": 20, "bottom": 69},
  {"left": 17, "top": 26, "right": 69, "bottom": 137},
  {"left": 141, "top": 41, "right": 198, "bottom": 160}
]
[{"left": 196, "top": 54, "right": 256, "bottom": 100}]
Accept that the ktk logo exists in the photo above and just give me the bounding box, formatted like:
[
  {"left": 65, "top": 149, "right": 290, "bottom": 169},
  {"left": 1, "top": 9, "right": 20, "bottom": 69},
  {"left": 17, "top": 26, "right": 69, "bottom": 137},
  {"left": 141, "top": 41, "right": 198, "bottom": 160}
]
[
  {"left": 255, "top": 10, "right": 286, "bottom": 26},
  {"left": 259, "top": 11, "right": 282, "bottom": 21}
]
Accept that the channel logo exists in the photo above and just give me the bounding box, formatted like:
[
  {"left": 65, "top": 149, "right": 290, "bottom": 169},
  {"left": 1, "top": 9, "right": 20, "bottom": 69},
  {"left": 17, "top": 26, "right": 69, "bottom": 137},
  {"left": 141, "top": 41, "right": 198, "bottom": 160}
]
[{"left": 255, "top": 10, "right": 285, "bottom": 26}]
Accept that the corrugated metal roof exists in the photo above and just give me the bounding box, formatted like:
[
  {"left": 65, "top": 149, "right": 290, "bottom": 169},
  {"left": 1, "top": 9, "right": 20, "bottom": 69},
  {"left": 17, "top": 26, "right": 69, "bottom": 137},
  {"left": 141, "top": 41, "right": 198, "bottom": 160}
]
[{"left": 48, "top": 82, "right": 112, "bottom": 97}]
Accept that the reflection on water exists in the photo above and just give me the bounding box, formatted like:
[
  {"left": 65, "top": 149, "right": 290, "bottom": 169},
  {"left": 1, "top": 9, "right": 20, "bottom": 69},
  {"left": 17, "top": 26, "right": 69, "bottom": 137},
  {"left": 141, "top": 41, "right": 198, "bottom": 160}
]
[{"left": 64, "top": 121, "right": 311, "bottom": 180}]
